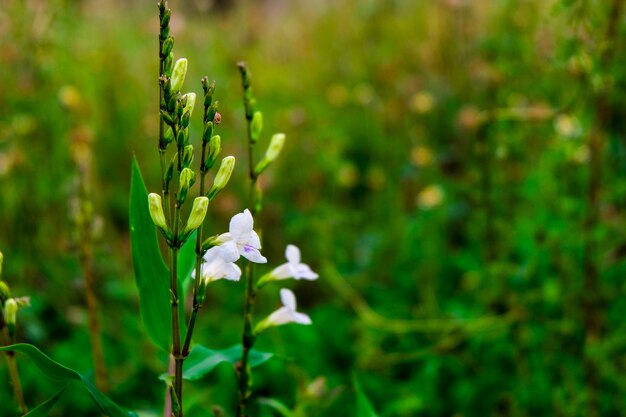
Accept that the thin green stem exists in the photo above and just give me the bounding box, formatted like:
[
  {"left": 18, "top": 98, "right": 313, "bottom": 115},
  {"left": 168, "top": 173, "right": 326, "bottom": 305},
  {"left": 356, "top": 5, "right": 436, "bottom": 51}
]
[
  {"left": 170, "top": 207, "right": 183, "bottom": 416},
  {"left": 2, "top": 329, "right": 27, "bottom": 415}
]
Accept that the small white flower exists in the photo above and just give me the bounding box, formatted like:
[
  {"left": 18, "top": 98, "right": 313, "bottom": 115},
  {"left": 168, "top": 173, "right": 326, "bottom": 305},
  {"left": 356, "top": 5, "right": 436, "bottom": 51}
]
[
  {"left": 254, "top": 288, "right": 312, "bottom": 334},
  {"left": 266, "top": 245, "right": 318, "bottom": 282},
  {"left": 218, "top": 209, "right": 267, "bottom": 263},
  {"left": 192, "top": 244, "right": 242, "bottom": 284}
]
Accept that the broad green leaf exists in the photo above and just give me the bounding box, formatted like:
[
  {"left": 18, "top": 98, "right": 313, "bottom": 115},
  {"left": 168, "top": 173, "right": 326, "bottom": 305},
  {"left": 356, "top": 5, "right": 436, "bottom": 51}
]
[
  {"left": 24, "top": 385, "right": 67, "bottom": 417},
  {"left": 257, "top": 398, "right": 296, "bottom": 417},
  {"left": 0, "top": 344, "right": 136, "bottom": 417},
  {"left": 178, "top": 230, "right": 197, "bottom": 287},
  {"left": 178, "top": 344, "right": 274, "bottom": 381},
  {"left": 353, "top": 375, "right": 379, "bottom": 417},
  {"left": 130, "top": 157, "right": 171, "bottom": 351}
]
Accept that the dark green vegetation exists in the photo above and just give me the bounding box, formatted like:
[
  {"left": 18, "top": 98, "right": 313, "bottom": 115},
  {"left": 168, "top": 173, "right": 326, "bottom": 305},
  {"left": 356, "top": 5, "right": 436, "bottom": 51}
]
[{"left": 2, "top": 0, "right": 626, "bottom": 416}]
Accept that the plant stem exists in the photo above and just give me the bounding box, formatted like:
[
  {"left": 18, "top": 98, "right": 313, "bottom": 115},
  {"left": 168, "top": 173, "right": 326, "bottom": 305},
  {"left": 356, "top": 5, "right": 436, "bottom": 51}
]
[
  {"left": 236, "top": 61, "right": 259, "bottom": 417},
  {"left": 171, "top": 204, "right": 183, "bottom": 416},
  {"left": 1, "top": 329, "right": 27, "bottom": 415},
  {"left": 80, "top": 240, "right": 108, "bottom": 392}
]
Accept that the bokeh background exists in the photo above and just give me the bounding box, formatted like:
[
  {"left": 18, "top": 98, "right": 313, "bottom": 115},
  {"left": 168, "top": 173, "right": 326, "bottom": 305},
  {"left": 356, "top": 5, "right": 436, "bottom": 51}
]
[{"left": 2, "top": 0, "right": 626, "bottom": 416}]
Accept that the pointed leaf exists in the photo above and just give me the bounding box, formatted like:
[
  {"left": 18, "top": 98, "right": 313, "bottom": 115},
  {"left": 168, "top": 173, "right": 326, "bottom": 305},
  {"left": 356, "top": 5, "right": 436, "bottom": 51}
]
[
  {"left": 24, "top": 385, "right": 67, "bottom": 417},
  {"left": 172, "top": 344, "right": 273, "bottom": 381},
  {"left": 130, "top": 157, "right": 171, "bottom": 351},
  {"left": 0, "top": 344, "right": 136, "bottom": 417},
  {"left": 257, "top": 398, "right": 296, "bottom": 417},
  {"left": 353, "top": 375, "right": 379, "bottom": 417}
]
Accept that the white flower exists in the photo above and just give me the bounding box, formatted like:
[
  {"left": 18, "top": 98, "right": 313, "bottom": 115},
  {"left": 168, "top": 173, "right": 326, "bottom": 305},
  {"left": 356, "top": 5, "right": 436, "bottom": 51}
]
[
  {"left": 254, "top": 288, "right": 312, "bottom": 334},
  {"left": 260, "top": 245, "right": 318, "bottom": 286},
  {"left": 218, "top": 209, "right": 267, "bottom": 264},
  {"left": 192, "top": 244, "right": 242, "bottom": 284}
]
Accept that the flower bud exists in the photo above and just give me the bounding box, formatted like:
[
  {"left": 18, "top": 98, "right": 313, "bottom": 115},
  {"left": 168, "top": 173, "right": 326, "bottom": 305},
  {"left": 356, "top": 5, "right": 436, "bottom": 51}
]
[
  {"left": 164, "top": 53, "right": 174, "bottom": 77},
  {"left": 0, "top": 251, "right": 3, "bottom": 276},
  {"left": 202, "top": 121, "right": 214, "bottom": 144},
  {"left": 183, "top": 92, "right": 196, "bottom": 117},
  {"left": 160, "top": 9, "right": 171, "bottom": 28},
  {"left": 203, "top": 135, "right": 221, "bottom": 171},
  {"left": 170, "top": 58, "right": 188, "bottom": 93},
  {"left": 4, "top": 298, "right": 17, "bottom": 334},
  {"left": 182, "top": 145, "right": 194, "bottom": 168},
  {"left": 255, "top": 133, "right": 285, "bottom": 175},
  {"left": 213, "top": 112, "right": 222, "bottom": 125},
  {"left": 250, "top": 111, "right": 263, "bottom": 143},
  {"left": 0, "top": 281, "right": 10, "bottom": 304},
  {"left": 177, "top": 168, "right": 196, "bottom": 204},
  {"left": 162, "top": 36, "right": 174, "bottom": 58},
  {"left": 207, "top": 156, "right": 235, "bottom": 200},
  {"left": 148, "top": 193, "right": 171, "bottom": 238},
  {"left": 165, "top": 154, "right": 177, "bottom": 188},
  {"left": 183, "top": 197, "right": 209, "bottom": 235}
]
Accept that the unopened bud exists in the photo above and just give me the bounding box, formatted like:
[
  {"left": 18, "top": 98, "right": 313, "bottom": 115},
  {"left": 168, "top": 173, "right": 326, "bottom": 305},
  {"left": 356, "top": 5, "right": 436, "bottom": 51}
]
[
  {"left": 162, "top": 36, "right": 174, "bottom": 58},
  {"left": 202, "top": 121, "right": 214, "bottom": 143},
  {"left": 0, "top": 251, "right": 3, "bottom": 276},
  {"left": 255, "top": 133, "right": 285, "bottom": 175},
  {"left": 165, "top": 154, "right": 177, "bottom": 188},
  {"left": 182, "top": 145, "right": 194, "bottom": 168},
  {"left": 164, "top": 53, "right": 174, "bottom": 77},
  {"left": 163, "top": 127, "right": 175, "bottom": 146},
  {"left": 148, "top": 193, "right": 171, "bottom": 240},
  {"left": 0, "top": 281, "right": 10, "bottom": 303},
  {"left": 183, "top": 93, "right": 196, "bottom": 117},
  {"left": 203, "top": 135, "right": 221, "bottom": 171},
  {"left": 177, "top": 168, "right": 196, "bottom": 204},
  {"left": 183, "top": 197, "right": 209, "bottom": 234},
  {"left": 160, "top": 9, "right": 171, "bottom": 28},
  {"left": 4, "top": 298, "right": 17, "bottom": 333},
  {"left": 213, "top": 112, "right": 222, "bottom": 125},
  {"left": 250, "top": 111, "right": 263, "bottom": 143},
  {"left": 207, "top": 156, "right": 235, "bottom": 200},
  {"left": 170, "top": 58, "right": 188, "bottom": 93}
]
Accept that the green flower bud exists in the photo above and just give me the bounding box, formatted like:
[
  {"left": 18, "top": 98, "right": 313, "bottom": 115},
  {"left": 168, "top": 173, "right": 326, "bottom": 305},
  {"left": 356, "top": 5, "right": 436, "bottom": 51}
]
[
  {"left": 202, "top": 121, "right": 214, "bottom": 144},
  {"left": 0, "top": 281, "right": 10, "bottom": 304},
  {"left": 160, "top": 109, "right": 174, "bottom": 127},
  {"left": 182, "top": 145, "right": 194, "bottom": 168},
  {"left": 207, "top": 156, "right": 235, "bottom": 200},
  {"left": 148, "top": 193, "right": 171, "bottom": 239},
  {"left": 164, "top": 53, "right": 174, "bottom": 77},
  {"left": 183, "top": 92, "right": 196, "bottom": 117},
  {"left": 255, "top": 133, "right": 285, "bottom": 175},
  {"left": 177, "top": 168, "right": 196, "bottom": 204},
  {"left": 162, "top": 36, "right": 174, "bottom": 58},
  {"left": 4, "top": 298, "right": 17, "bottom": 334},
  {"left": 170, "top": 58, "right": 188, "bottom": 93},
  {"left": 203, "top": 135, "right": 221, "bottom": 171},
  {"left": 250, "top": 111, "right": 263, "bottom": 143},
  {"left": 183, "top": 197, "right": 209, "bottom": 235},
  {"left": 165, "top": 154, "right": 177, "bottom": 188},
  {"left": 163, "top": 126, "right": 175, "bottom": 146},
  {"left": 160, "top": 9, "right": 171, "bottom": 28}
]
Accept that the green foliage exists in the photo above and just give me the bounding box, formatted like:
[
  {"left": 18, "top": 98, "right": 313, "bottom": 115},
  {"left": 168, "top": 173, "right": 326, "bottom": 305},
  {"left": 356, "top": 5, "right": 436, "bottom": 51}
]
[
  {"left": 177, "top": 344, "right": 273, "bottom": 381},
  {"left": 0, "top": 344, "right": 135, "bottom": 417}
]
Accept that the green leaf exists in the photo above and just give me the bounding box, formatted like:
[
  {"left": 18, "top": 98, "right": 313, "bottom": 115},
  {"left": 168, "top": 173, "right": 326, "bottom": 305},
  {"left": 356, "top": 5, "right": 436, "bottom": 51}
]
[
  {"left": 0, "top": 344, "right": 136, "bottom": 417},
  {"left": 179, "top": 344, "right": 274, "bottom": 381},
  {"left": 130, "top": 157, "right": 171, "bottom": 351},
  {"left": 24, "top": 385, "right": 67, "bottom": 417},
  {"left": 257, "top": 398, "right": 296, "bottom": 417},
  {"left": 353, "top": 375, "right": 379, "bottom": 417},
  {"left": 178, "top": 230, "right": 197, "bottom": 333}
]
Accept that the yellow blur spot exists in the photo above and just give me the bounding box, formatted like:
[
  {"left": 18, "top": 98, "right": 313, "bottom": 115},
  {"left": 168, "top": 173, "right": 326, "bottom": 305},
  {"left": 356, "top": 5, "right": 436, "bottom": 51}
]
[
  {"left": 410, "top": 91, "right": 435, "bottom": 114},
  {"left": 417, "top": 185, "right": 444, "bottom": 210},
  {"left": 58, "top": 85, "right": 82, "bottom": 110},
  {"left": 410, "top": 146, "right": 434, "bottom": 167}
]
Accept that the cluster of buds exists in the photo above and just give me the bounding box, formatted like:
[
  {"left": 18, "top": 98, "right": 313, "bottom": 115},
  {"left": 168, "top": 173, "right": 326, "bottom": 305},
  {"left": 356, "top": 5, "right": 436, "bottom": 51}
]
[{"left": 0, "top": 252, "right": 30, "bottom": 338}]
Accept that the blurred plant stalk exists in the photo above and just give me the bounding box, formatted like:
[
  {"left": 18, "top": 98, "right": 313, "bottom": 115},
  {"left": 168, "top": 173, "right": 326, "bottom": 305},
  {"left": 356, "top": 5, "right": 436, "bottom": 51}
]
[
  {"left": 581, "top": 1, "right": 624, "bottom": 416},
  {"left": 66, "top": 92, "right": 109, "bottom": 393}
]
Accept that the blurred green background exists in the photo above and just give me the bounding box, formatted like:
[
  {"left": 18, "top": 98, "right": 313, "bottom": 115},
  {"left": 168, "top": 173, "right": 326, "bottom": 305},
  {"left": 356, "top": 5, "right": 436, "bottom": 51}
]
[{"left": 2, "top": 0, "right": 626, "bottom": 416}]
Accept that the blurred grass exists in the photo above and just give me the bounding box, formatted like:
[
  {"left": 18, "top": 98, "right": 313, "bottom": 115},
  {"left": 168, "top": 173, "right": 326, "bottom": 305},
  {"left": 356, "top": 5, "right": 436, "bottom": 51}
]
[{"left": 2, "top": 0, "right": 626, "bottom": 416}]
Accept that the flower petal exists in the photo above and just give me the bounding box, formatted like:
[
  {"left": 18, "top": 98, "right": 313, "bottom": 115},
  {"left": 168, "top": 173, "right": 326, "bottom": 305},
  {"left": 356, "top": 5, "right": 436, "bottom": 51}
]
[
  {"left": 241, "top": 245, "right": 267, "bottom": 263},
  {"left": 214, "top": 242, "right": 240, "bottom": 263},
  {"left": 248, "top": 230, "right": 262, "bottom": 249},
  {"left": 292, "top": 263, "right": 319, "bottom": 280},
  {"left": 220, "top": 263, "right": 242, "bottom": 281},
  {"left": 285, "top": 244, "right": 301, "bottom": 264},
  {"left": 265, "top": 307, "right": 293, "bottom": 327},
  {"left": 280, "top": 288, "right": 297, "bottom": 311},
  {"left": 292, "top": 311, "right": 312, "bottom": 325},
  {"left": 229, "top": 209, "right": 254, "bottom": 241},
  {"left": 270, "top": 263, "right": 292, "bottom": 280}
]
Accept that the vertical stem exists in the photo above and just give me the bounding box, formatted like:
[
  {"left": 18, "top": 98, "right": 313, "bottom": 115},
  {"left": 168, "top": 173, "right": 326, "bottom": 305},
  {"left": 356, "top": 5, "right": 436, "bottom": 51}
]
[
  {"left": 581, "top": 2, "right": 623, "bottom": 416},
  {"left": 171, "top": 205, "right": 183, "bottom": 417},
  {"left": 1, "top": 329, "right": 27, "bottom": 415},
  {"left": 80, "top": 241, "right": 108, "bottom": 392}
]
